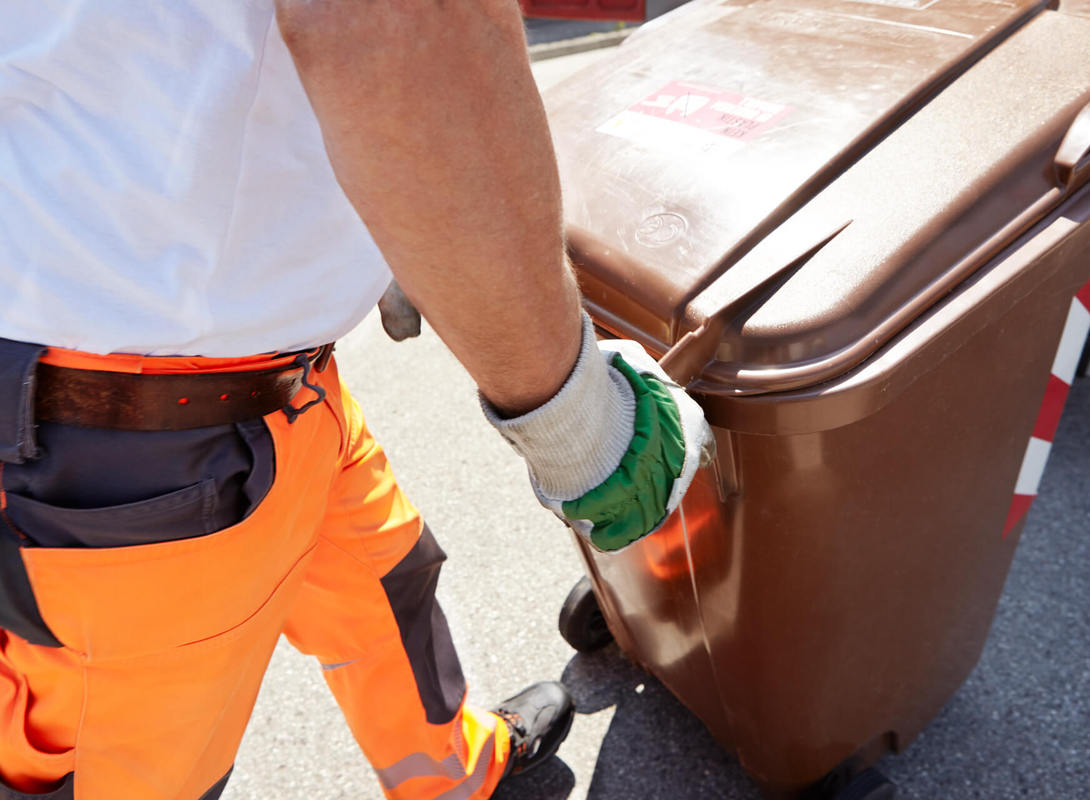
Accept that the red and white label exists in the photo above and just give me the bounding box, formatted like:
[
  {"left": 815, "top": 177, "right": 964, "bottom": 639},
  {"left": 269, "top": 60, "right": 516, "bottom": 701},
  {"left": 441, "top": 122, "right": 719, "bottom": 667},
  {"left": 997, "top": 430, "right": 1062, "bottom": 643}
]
[
  {"left": 1003, "top": 282, "right": 1090, "bottom": 538},
  {"left": 599, "top": 81, "right": 793, "bottom": 151}
]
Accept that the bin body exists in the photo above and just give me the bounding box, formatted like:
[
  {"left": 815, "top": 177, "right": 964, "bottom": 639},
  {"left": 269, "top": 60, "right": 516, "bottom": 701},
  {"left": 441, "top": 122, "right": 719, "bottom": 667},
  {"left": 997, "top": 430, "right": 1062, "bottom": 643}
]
[
  {"left": 520, "top": 0, "right": 688, "bottom": 22},
  {"left": 544, "top": 0, "right": 1090, "bottom": 793}
]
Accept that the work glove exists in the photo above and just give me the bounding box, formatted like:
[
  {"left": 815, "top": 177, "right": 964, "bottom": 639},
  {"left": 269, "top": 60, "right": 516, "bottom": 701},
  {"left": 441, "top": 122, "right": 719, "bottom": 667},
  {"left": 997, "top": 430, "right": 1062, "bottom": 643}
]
[
  {"left": 483, "top": 312, "right": 714, "bottom": 552},
  {"left": 377, "top": 279, "right": 422, "bottom": 341}
]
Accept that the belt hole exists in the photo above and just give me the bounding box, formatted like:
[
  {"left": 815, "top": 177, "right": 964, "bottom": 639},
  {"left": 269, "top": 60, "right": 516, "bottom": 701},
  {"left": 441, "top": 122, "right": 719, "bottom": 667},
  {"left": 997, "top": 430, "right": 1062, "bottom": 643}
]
[
  {"left": 177, "top": 397, "right": 190, "bottom": 405},
  {"left": 251, "top": 390, "right": 260, "bottom": 398}
]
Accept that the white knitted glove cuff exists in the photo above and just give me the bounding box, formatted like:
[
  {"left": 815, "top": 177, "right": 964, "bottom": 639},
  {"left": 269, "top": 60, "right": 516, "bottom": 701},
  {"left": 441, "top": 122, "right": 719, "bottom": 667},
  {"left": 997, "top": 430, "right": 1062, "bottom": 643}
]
[{"left": 481, "top": 312, "right": 636, "bottom": 502}]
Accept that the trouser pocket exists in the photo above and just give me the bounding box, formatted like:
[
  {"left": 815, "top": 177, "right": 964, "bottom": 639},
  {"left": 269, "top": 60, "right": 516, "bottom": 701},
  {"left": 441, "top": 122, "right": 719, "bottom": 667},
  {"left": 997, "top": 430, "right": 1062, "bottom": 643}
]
[
  {"left": 0, "top": 419, "right": 275, "bottom": 646},
  {"left": 2, "top": 419, "right": 274, "bottom": 548}
]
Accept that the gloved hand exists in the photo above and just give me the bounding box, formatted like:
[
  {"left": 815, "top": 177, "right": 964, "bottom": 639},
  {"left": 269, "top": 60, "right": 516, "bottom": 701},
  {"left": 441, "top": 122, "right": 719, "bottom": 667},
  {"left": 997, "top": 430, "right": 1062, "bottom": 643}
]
[
  {"left": 483, "top": 312, "right": 714, "bottom": 552},
  {"left": 377, "top": 279, "right": 422, "bottom": 341}
]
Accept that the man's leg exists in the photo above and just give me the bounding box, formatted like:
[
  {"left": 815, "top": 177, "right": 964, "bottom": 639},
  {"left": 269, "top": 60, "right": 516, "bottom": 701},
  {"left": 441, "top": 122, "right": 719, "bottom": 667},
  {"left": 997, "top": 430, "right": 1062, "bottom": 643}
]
[
  {"left": 0, "top": 357, "right": 346, "bottom": 799},
  {"left": 282, "top": 381, "right": 573, "bottom": 800},
  {"left": 280, "top": 382, "right": 512, "bottom": 800}
]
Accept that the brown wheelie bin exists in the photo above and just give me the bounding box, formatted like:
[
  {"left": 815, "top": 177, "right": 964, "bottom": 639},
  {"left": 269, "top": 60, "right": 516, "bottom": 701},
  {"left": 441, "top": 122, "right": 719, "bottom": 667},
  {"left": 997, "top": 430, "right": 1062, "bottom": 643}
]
[{"left": 543, "top": 0, "right": 1090, "bottom": 797}]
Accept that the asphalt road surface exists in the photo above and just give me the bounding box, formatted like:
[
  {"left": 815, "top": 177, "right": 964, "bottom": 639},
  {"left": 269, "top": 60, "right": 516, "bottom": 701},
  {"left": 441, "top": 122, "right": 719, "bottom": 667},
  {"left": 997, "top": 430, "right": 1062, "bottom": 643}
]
[
  {"left": 524, "top": 19, "right": 633, "bottom": 46},
  {"left": 224, "top": 47, "right": 1090, "bottom": 800}
]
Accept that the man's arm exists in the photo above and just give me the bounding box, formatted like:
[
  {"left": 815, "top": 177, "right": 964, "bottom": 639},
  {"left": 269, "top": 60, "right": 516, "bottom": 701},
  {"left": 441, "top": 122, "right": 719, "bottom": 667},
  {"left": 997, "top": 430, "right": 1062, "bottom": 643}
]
[
  {"left": 275, "top": 0, "right": 581, "bottom": 416},
  {"left": 277, "top": 0, "right": 712, "bottom": 551}
]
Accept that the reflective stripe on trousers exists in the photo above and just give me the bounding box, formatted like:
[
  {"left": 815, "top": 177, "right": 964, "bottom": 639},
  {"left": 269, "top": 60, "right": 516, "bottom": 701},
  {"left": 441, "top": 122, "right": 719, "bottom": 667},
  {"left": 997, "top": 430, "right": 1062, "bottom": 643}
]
[{"left": 375, "top": 726, "right": 498, "bottom": 800}]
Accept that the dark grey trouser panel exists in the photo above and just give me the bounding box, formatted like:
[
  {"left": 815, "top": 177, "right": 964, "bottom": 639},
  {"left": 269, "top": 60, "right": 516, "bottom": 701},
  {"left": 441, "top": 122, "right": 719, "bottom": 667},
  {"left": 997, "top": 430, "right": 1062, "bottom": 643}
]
[
  {"left": 0, "top": 338, "right": 47, "bottom": 464},
  {"left": 197, "top": 769, "right": 232, "bottom": 800},
  {"left": 380, "top": 525, "right": 467, "bottom": 725},
  {"left": 0, "top": 533, "right": 61, "bottom": 647},
  {"left": 0, "top": 339, "right": 59, "bottom": 646},
  {"left": 0, "top": 772, "right": 74, "bottom": 799}
]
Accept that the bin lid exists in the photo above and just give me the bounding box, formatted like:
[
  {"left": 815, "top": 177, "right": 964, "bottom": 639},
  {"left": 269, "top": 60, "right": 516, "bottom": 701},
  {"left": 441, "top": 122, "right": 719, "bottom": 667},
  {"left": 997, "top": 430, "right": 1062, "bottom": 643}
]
[{"left": 546, "top": 0, "right": 1090, "bottom": 394}]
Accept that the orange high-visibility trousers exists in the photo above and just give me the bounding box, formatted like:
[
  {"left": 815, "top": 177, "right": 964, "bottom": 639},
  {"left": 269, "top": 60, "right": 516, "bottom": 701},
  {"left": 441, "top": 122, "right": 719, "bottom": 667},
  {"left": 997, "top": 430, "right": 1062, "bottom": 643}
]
[{"left": 0, "top": 352, "right": 509, "bottom": 800}]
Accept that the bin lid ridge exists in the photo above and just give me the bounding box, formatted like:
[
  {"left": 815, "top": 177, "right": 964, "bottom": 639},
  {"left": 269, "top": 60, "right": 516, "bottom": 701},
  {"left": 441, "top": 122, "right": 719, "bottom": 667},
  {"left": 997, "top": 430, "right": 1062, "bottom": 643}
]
[{"left": 547, "top": 0, "right": 1090, "bottom": 393}]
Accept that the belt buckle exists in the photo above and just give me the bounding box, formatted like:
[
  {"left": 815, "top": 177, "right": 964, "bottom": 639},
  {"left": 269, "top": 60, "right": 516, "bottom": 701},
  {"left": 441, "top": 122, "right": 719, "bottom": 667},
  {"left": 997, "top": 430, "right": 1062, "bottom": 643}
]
[{"left": 282, "top": 346, "right": 333, "bottom": 424}]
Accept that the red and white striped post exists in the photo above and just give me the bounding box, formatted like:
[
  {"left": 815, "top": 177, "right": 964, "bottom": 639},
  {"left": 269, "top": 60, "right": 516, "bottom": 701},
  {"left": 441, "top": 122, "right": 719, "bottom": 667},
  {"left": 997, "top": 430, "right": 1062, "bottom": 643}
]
[{"left": 1003, "top": 281, "right": 1090, "bottom": 537}]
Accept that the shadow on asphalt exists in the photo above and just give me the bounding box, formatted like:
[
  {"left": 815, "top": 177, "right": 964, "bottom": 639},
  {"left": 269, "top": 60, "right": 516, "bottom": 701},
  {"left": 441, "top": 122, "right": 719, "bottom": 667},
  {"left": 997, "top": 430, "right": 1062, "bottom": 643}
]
[
  {"left": 491, "top": 643, "right": 758, "bottom": 800},
  {"left": 492, "top": 758, "right": 576, "bottom": 800},
  {"left": 559, "top": 646, "right": 762, "bottom": 800}
]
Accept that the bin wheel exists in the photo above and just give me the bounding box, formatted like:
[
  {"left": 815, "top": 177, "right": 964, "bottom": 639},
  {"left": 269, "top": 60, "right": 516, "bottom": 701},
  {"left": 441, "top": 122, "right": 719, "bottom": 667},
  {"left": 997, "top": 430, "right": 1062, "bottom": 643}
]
[
  {"left": 834, "top": 769, "right": 896, "bottom": 800},
  {"left": 558, "top": 576, "right": 614, "bottom": 652}
]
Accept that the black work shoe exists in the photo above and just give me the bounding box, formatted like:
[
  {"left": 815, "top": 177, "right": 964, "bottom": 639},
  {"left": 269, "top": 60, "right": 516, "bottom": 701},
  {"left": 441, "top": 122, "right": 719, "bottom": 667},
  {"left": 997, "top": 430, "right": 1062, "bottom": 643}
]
[{"left": 492, "top": 681, "right": 575, "bottom": 778}]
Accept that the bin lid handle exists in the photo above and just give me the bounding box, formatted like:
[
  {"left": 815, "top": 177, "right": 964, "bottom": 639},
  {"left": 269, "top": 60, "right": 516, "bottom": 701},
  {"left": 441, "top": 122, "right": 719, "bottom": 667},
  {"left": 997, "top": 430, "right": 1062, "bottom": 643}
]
[
  {"left": 1055, "top": 100, "right": 1090, "bottom": 189},
  {"left": 658, "top": 220, "right": 851, "bottom": 388}
]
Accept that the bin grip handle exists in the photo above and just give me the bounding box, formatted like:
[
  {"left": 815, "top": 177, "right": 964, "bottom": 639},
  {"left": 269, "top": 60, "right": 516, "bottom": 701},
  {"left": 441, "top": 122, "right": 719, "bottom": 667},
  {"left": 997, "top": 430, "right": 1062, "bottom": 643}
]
[
  {"left": 658, "top": 221, "right": 851, "bottom": 387},
  {"left": 1055, "top": 100, "right": 1090, "bottom": 189}
]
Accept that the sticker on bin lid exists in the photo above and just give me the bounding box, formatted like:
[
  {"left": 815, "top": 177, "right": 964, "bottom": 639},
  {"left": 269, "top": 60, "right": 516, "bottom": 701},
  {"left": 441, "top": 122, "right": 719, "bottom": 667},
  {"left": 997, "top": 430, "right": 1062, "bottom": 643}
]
[{"left": 598, "top": 81, "right": 794, "bottom": 152}]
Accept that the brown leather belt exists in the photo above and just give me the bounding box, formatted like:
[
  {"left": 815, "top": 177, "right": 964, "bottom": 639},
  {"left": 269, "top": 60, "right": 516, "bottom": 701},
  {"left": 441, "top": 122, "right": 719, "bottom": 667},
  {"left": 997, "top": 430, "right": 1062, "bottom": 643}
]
[{"left": 34, "top": 344, "right": 334, "bottom": 431}]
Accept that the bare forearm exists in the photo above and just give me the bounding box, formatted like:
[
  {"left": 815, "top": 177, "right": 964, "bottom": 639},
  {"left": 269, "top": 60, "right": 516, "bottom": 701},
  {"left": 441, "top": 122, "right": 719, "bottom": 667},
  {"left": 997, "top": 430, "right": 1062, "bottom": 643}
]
[{"left": 277, "top": 0, "right": 581, "bottom": 414}]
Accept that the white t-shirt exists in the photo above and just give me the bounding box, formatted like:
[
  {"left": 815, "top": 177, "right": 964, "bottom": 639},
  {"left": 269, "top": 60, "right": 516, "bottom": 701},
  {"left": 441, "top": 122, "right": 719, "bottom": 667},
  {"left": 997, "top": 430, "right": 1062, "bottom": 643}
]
[{"left": 0, "top": 1, "right": 391, "bottom": 356}]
